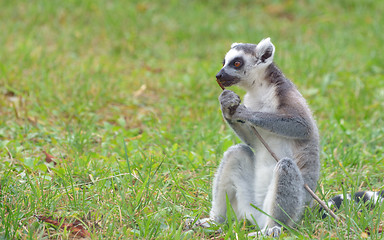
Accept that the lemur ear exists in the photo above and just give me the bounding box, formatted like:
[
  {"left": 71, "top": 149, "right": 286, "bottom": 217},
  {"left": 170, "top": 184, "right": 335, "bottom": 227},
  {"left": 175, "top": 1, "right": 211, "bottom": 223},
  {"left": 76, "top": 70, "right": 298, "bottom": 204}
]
[
  {"left": 255, "top": 37, "right": 275, "bottom": 64},
  {"left": 231, "top": 42, "right": 241, "bottom": 48}
]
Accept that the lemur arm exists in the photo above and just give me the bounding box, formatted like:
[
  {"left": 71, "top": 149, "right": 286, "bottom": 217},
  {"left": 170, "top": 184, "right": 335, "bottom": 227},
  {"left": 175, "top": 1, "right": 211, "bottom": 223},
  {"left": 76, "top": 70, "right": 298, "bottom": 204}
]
[
  {"left": 232, "top": 105, "right": 311, "bottom": 140},
  {"left": 219, "top": 90, "right": 311, "bottom": 140},
  {"left": 225, "top": 119, "right": 258, "bottom": 146}
]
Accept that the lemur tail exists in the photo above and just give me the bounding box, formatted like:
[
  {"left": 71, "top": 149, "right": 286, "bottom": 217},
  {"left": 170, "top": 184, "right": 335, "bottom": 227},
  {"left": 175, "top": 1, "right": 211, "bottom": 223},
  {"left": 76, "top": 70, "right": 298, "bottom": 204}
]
[{"left": 319, "top": 190, "right": 384, "bottom": 219}]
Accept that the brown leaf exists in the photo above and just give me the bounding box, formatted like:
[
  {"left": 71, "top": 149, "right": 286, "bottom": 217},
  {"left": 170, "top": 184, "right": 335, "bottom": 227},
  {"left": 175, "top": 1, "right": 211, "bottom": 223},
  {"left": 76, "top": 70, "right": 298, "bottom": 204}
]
[
  {"left": 361, "top": 231, "right": 369, "bottom": 238},
  {"left": 133, "top": 84, "right": 147, "bottom": 98},
  {"left": 144, "top": 65, "right": 162, "bottom": 73},
  {"left": 125, "top": 134, "right": 143, "bottom": 142},
  {"left": 27, "top": 116, "right": 39, "bottom": 125},
  {"left": 35, "top": 215, "right": 90, "bottom": 238},
  {"left": 42, "top": 150, "right": 57, "bottom": 166},
  {"left": 67, "top": 220, "right": 91, "bottom": 238},
  {"left": 4, "top": 90, "right": 16, "bottom": 97},
  {"left": 364, "top": 225, "right": 383, "bottom": 235}
]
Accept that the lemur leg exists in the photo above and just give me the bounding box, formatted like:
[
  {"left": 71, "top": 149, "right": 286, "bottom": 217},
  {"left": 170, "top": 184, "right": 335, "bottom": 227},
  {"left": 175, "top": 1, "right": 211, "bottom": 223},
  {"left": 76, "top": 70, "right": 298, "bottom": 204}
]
[
  {"left": 254, "top": 158, "right": 305, "bottom": 237},
  {"left": 209, "top": 144, "right": 264, "bottom": 225}
]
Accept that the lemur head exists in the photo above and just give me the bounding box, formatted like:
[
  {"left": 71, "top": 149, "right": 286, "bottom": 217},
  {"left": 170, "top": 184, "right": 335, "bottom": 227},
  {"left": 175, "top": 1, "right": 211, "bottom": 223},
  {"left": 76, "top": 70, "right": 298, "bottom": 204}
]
[{"left": 216, "top": 38, "right": 275, "bottom": 89}]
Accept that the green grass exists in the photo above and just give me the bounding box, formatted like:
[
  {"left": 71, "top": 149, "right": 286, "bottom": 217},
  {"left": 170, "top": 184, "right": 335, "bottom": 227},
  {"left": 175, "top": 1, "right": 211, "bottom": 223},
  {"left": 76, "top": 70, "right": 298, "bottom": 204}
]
[{"left": 1, "top": 0, "right": 383, "bottom": 239}]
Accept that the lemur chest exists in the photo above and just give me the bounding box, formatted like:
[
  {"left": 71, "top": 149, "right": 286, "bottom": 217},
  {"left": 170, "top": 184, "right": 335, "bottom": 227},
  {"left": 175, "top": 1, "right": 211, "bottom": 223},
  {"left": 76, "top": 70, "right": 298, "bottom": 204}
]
[
  {"left": 253, "top": 127, "right": 295, "bottom": 161},
  {"left": 243, "top": 84, "right": 279, "bottom": 112},
  {"left": 242, "top": 84, "right": 295, "bottom": 161}
]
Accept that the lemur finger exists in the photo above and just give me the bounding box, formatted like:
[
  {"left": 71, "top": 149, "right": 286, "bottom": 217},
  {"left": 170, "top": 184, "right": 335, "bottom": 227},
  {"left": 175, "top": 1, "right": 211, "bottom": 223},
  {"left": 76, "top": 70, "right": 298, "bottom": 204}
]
[
  {"left": 219, "top": 90, "right": 241, "bottom": 107},
  {"left": 220, "top": 98, "right": 241, "bottom": 118}
]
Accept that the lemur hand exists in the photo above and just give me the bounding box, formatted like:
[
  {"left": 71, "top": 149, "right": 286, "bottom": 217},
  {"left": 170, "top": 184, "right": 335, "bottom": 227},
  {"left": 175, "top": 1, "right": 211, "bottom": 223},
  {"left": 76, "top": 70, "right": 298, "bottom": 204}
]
[{"left": 219, "top": 90, "right": 241, "bottom": 120}]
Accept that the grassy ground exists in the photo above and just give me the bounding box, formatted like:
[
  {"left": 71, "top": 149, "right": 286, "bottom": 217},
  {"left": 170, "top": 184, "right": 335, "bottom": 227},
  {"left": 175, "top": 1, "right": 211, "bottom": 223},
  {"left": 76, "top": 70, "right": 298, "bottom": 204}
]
[{"left": 1, "top": 0, "right": 383, "bottom": 239}]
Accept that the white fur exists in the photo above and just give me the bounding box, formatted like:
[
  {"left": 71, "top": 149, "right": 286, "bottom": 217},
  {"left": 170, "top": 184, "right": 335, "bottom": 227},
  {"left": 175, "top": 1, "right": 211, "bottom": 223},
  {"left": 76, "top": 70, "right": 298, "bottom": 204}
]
[
  {"left": 231, "top": 42, "right": 241, "bottom": 48},
  {"left": 223, "top": 48, "right": 247, "bottom": 67},
  {"left": 255, "top": 38, "right": 275, "bottom": 65},
  {"left": 370, "top": 191, "right": 383, "bottom": 203},
  {"left": 244, "top": 82, "right": 279, "bottom": 112}
]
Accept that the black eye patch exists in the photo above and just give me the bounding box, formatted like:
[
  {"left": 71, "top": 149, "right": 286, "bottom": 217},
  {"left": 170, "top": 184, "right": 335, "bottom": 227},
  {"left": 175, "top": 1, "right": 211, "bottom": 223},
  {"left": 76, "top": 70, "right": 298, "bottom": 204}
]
[
  {"left": 222, "top": 59, "right": 225, "bottom": 66},
  {"left": 230, "top": 57, "right": 244, "bottom": 69}
]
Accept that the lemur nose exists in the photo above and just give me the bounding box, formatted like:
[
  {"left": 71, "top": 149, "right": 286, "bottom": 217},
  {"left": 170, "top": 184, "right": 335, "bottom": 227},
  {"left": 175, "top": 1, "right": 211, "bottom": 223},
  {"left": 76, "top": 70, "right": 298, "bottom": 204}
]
[{"left": 216, "top": 71, "right": 223, "bottom": 79}]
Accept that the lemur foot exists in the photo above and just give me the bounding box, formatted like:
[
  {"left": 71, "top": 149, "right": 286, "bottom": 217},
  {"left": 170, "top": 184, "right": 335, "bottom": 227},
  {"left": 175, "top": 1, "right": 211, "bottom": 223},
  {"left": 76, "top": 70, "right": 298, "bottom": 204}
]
[
  {"left": 248, "top": 226, "right": 281, "bottom": 238},
  {"left": 184, "top": 218, "right": 222, "bottom": 234},
  {"left": 184, "top": 218, "right": 216, "bottom": 229}
]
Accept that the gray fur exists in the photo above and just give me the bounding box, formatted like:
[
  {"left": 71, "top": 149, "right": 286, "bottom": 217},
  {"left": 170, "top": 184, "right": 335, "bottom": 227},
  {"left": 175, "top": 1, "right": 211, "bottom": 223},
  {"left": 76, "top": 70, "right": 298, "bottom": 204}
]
[
  {"left": 233, "top": 104, "right": 312, "bottom": 139},
  {"left": 210, "top": 144, "right": 259, "bottom": 223},
  {"left": 268, "top": 158, "right": 305, "bottom": 226},
  {"left": 232, "top": 43, "right": 257, "bottom": 57},
  {"left": 207, "top": 38, "right": 320, "bottom": 237}
]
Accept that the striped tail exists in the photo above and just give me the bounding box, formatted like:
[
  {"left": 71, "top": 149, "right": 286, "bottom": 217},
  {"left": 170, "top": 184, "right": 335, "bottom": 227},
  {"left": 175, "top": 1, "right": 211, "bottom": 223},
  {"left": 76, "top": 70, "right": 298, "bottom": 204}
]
[{"left": 320, "top": 190, "right": 384, "bottom": 219}]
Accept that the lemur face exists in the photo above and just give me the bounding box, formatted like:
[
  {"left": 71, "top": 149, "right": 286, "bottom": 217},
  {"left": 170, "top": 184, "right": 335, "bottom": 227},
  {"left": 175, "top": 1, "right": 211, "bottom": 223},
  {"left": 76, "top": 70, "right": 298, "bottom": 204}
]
[
  {"left": 216, "top": 45, "right": 256, "bottom": 88},
  {"left": 216, "top": 38, "right": 275, "bottom": 89}
]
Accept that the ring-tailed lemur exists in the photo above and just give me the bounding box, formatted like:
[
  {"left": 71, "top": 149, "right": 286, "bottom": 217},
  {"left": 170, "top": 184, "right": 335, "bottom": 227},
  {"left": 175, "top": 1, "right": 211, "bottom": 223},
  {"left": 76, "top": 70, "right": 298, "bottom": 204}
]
[
  {"left": 194, "top": 37, "right": 320, "bottom": 237},
  {"left": 191, "top": 38, "right": 383, "bottom": 237}
]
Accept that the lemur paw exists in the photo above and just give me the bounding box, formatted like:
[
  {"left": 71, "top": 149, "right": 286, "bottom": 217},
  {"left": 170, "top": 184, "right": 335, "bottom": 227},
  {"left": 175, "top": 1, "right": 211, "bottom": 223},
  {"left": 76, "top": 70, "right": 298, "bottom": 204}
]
[
  {"left": 184, "top": 218, "right": 223, "bottom": 234},
  {"left": 248, "top": 226, "right": 281, "bottom": 238},
  {"left": 219, "top": 90, "right": 241, "bottom": 119},
  {"left": 184, "top": 218, "right": 215, "bottom": 229}
]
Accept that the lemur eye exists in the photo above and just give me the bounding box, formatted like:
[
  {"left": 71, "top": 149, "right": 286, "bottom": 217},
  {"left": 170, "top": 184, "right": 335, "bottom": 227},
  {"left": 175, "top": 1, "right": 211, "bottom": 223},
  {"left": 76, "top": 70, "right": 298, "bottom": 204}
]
[{"left": 234, "top": 61, "right": 242, "bottom": 67}]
